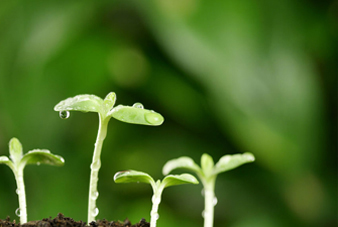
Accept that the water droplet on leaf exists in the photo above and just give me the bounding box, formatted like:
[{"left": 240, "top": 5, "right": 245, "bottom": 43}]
[
  {"left": 145, "top": 113, "right": 163, "bottom": 125},
  {"left": 132, "top": 103, "right": 144, "bottom": 109},
  {"left": 59, "top": 111, "right": 70, "bottom": 119},
  {"left": 16, "top": 189, "right": 20, "bottom": 194},
  {"left": 15, "top": 208, "right": 21, "bottom": 217},
  {"left": 213, "top": 197, "right": 218, "bottom": 206}
]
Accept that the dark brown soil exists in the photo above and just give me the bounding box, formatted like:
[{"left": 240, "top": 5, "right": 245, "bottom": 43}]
[{"left": 0, "top": 213, "right": 149, "bottom": 227}]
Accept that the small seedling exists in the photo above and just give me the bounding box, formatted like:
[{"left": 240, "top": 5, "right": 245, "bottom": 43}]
[
  {"left": 162, "top": 152, "right": 255, "bottom": 227},
  {"left": 0, "top": 137, "right": 65, "bottom": 224},
  {"left": 54, "top": 92, "right": 164, "bottom": 223},
  {"left": 114, "top": 170, "right": 199, "bottom": 227}
]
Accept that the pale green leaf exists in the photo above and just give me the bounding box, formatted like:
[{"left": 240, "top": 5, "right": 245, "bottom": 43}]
[
  {"left": 21, "top": 150, "right": 65, "bottom": 167},
  {"left": 162, "top": 173, "right": 199, "bottom": 188},
  {"left": 102, "top": 92, "right": 116, "bottom": 113},
  {"left": 114, "top": 170, "right": 155, "bottom": 185},
  {"left": 213, "top": 152, "right": 255, "bottom": 175},
  {"left": 201, "top": 153, "right": 214, "bottom": 176},
  {"left": 9, "top": 137, "right": 23, "bottom": 165},
  {"left": 162, "top": 156, "right": 201, "bottom": 175},
  {"left": 110, "top": 105, "right": 164, "bottom": 126},
  {"left": 54, "top": 94, "right": 103, "bottom": 114},
  {"left": 0, "top": 156, "right": 14, "bottom": 169}
]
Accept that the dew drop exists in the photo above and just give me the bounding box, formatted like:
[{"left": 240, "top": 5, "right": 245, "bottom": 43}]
[
  {"left": 213, "top": 197, "right": 218, "bottom": 206},
  {"left": 145, "top": 113, "right": 163, "bottom": 125},
  {"left": 93, "top": 207, "right": 99, "bottom": 217},
  {"left": 16, "top": 189, "right": 20, "bottom": 195},
  {"left": 154, "top": 213, "right": 159, "bottom": 220},
  {"left": 59, "top": 111, "right": 70, "bottom": 119},
  {"left": 15, "top": 208, "right": 21, "bottom": 217},
  {"left": 92, "top": 191, "right": 99, "bottom": 199},
  {"left": 90, "top": 160, "right": 101, "bottom": 171},
  {"left": 132, "top": 103, "right": 144, "bottom": 109},
  {"left": 201, "top": 210, "right": 205, "bottom": 218}
]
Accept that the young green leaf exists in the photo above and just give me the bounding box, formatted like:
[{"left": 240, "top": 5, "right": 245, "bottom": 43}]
[
  {"left": 162, "top": 173, "right": 199, "bottom": 188},
  {"left": 114, "top": 170, "right": 155, "bottom": 186},
  {"left": 201, "top": 154, "right": 214, "bottom": 177},
  {"left": 54, "top": 94, "right": 104, "bottom": 114},
  {"left": 110, "top": 105, "right": 164, "bottom": 126},
  {"left": 9, "top": 138, "right": 23, "bottom": 165},
  {"left": 21, "top": 150, "right": 65, "bottom": 167},
  {"left": 213, "top": 152, "right": 255, "bottom": 175},
  {"left": 162, "top": 156, "right": 201, "bottom": 175}
]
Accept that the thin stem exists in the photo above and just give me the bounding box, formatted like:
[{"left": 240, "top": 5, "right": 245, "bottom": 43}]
[
  {"left": 14, "top": 168, "right": 27, "bottom": 224},
  {"left": 150, "top": 194, "right": 161, "bottom": 227},
  {"left": 87, "top": 114, "right": 110, "bottom": 224},
  {"left": 203, "top": 178, "right": 216, "bottom": 227}
]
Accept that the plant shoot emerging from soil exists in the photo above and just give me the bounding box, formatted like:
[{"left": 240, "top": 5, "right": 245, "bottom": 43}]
[
  {"left": 163, "top": 153, "right": 255, "bottom": 227},
  {"left": 0, "top": 138, "right": 65, "bottom": 224},
  {"left": 114, "top": 170, "right": 199, "bottom": 227},
  {"left": 54, "top": 92, "right": 164, "bottom": 224}
]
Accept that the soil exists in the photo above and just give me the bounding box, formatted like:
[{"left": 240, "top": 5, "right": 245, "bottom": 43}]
[{"left": 0, "top": 213, "right": 149, "bottom": 227}]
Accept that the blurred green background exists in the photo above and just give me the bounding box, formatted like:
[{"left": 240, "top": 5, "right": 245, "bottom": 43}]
[{"left": 0, "top": 0, "right": 336, "bottom": 226}]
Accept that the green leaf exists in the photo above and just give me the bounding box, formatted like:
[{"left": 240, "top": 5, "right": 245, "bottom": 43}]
[
  {"left": 54, "top": 94, "right": 103, "bottom": 114},
  {"left": 9, "top": 138, "right": 23, "bottom": 165},
  {"left": 20, "top": 150, "right": 65, "bottom": 167},
  {"left": 110, "top": 105, "right": 164, "bottom": 126},
  {"left": 0, "top": 156, "right": 14, "bottom": 168},
  {"left": 162, "top": 173, "right": 199, "bottom": 188},
  {"left": 213, "top": 152, "right": 255, "bottom": 175},
  {"left": 114, "top": 170, "right": 155, "bottom": 185},
  {"left": 201, "top": 153, "right": 214, "bottom": 176},
  {"left": 162, "top": 156, "right": 201, "bottom": 175},
  {"left": 102, "top": 92, "right": 116, "bottom": 113}
]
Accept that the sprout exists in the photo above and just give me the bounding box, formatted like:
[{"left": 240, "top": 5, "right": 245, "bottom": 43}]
[
  {"left": 162, "top": 153, "right": 255, "bottom": 227},
  {"left": 54, "top": 92, "right": 164, "bottom": 223},
  {"left": 0, "top": 138, "right": 65, "bottom": 224},
  {"left": 114, "top": 170, "right": 199, "bottom": 227}
]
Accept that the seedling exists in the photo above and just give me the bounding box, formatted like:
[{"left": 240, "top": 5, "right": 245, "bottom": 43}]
[
  {"left": 114, "top": 170, "right": 199, "bottom": 227},
  {"left": 162, "top": 152, "right": 255, "bottom": 227},
  {"left": 54, "top": 92, "right": 164, "bottom": 223},
  {"left": 0, "top": 137, "right": 65, "bottom": 224}
]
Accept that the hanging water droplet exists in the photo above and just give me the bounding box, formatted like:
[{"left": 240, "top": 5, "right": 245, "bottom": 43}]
[
  {"left": 154, "top": 213, "right": 160, "bottom": 220},
  {"left": 213, "top": 197, "right": 218, "bottom": 206},
  {"left": 59, "top": 111, "right": 70, "bottom": 119},
  {"left": 132, "top": 103, "right": 144, "bottom": 109},
  {"left": 90, "top": 160, "right": 101, "bottom": 171},
  {"left": 93, "top": 207, "right": 99, "bottom": 217},
  {"left": 201, "top": 210, "right": 205, "bottom": 218},
  {"left": 15, "top": 208, "right": 21, "bottom": 217},
  {"left": 16, "top": 189, "right": 20, "bottom": 195}
]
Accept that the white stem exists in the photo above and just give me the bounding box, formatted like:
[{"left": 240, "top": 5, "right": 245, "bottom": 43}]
[
  {"left": 87, "top": 115, "right": 109, "bottom": 224},
  {"left": 15, "top": 169, "right": 27, "bottom": 224},
  {"left": 150, "top": 194, "right": 161, "bottom": 227},
  {"left": 203, "top": 178, "right": 216, "bottom": 227}
]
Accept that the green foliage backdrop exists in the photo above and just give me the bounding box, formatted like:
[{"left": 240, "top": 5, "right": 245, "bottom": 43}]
[{"left": 0, "top": 0, "right": 336, "bottom": 226}]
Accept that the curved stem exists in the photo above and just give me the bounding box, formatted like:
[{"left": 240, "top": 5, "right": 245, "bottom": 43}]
[
  {"left": 14, "top": 168, "right": 27, "bottom": 224},
  {"left": 203, "top": 178, "right": 216, "bottom": 227},
  {"left": 87, "top": 114, "right": 110, "bottom": 224}
]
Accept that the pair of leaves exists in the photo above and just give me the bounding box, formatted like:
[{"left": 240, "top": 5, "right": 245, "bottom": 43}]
[
  {"left": 163, "top": 153, "right": 255, "bottom": 179},
  {"left": 54, "top": 92, "right": 164, "bottom": 126},
  {"left": 0, "top": 138, "right": 64, "bottom": 171},
  {"left": 114, "top": 170, "right": 198, "bottom": 192}
]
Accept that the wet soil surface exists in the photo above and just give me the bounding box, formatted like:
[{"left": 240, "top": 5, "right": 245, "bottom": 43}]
[{"left": 0, "top": 213, "right": 149, "bottom": 227}]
